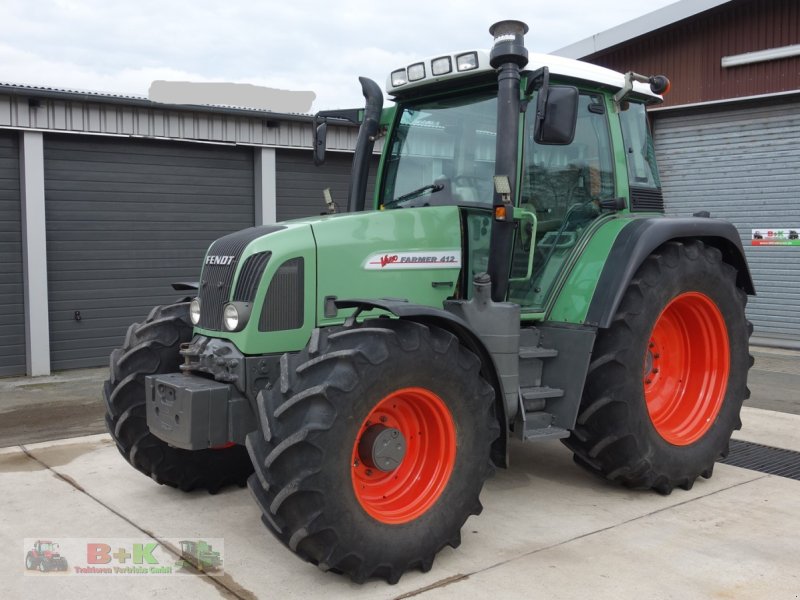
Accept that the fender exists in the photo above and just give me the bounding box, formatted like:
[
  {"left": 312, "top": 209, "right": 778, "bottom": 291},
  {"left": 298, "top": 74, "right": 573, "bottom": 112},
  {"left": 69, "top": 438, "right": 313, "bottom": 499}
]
[
  {"left": 586, "top": 217, "right": 756, "bottom": 328},
  {"left": 334, "top": 298, "right": 510, "bottom": 467}
]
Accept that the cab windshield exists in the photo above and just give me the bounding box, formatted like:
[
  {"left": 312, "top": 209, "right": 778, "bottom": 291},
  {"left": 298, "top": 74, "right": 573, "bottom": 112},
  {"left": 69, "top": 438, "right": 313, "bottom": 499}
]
[{"left": 381, "top": 91, "right": 497, "bottom": 209}]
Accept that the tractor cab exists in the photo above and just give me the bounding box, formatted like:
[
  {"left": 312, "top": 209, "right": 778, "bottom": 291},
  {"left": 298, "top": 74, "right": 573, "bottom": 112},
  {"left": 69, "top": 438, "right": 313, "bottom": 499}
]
[{"left": 376, "top": 39, "right": 665, "bottom": 314}]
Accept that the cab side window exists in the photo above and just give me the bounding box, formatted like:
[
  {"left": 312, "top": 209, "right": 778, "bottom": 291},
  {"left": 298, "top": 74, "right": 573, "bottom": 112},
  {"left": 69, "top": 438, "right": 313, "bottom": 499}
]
[
  {"left": 520, "top": 93, "right": 614, "bottom": 229},
  {"left": 510, "top": 92, "right": 615, "bottom": 309}
]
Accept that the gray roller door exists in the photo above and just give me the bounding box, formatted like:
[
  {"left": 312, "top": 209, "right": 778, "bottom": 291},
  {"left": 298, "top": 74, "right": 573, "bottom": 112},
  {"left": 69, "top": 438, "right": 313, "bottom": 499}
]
[
  {"left": 44, "top": 135, "right": 255, "bottom": 370},
  {"left": 276, "top": 149, "right": 379, "bottom": 220},
  {"left": 0, "top": 131, "right": 25, "bottom": 376},
  {"left": 654, "top": 99, "right": 800, "bottom": 347}
]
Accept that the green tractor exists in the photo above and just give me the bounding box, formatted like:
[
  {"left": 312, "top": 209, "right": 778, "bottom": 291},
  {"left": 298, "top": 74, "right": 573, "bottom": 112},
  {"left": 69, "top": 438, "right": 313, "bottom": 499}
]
[{"left": 104, "top": 20, "right": 754, "bottom": 584}]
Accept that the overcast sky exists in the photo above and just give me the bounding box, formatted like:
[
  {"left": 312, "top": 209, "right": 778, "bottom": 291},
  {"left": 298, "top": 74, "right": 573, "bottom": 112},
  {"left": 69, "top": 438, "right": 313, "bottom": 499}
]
[{"left": 1, "top": 0, "right": 678, "bottom": 111}]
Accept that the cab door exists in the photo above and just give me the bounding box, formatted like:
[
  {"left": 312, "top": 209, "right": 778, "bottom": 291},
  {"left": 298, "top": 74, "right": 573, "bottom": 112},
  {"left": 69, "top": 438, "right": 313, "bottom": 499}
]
[{"left": 508, "top": 91, "right": 617, "bottom": 311}]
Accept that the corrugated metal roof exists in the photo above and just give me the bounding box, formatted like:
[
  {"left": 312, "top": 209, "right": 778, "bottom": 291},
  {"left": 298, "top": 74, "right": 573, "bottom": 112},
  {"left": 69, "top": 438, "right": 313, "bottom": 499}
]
[
  {"left": 0, "top": 81, "right": 321, "bottom": 124},
  {"left": 0, "top": 82, "right": 367, "bottom": 151}
]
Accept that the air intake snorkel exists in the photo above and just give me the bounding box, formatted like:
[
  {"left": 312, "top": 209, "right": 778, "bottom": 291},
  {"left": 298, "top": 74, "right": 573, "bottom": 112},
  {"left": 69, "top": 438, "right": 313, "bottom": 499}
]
[
  {"left": 487, "top": 20, "right": 529, "bottom": 302},
  {"left": 347, "top": 77, "right": 384, "bottom": 212}
]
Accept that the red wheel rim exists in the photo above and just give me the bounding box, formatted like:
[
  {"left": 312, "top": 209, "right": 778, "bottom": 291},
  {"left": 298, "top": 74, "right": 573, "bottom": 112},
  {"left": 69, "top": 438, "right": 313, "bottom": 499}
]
[
  {"left": 644, "top": 292, "right": 730, "bottom": 445},
  {"left": 351, "top": 387, "right": 456, "bottom": 524}
]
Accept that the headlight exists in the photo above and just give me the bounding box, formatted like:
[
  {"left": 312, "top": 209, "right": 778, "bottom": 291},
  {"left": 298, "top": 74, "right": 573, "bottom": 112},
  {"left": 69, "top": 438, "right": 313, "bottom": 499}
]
[
  {"left": 456, "top": 52, "right": 479, "bottom": 72},
  {"left": 223, "top": 304, "right": 239, "bottom": 331},
  {"left": 222, "top": 302, "right": 252, "bottom": 332},
  {"left": 431, "top": 56, "right": 452, "bottom": 76},
  {"left": 391, "top": 69, "right": 408, "bottom": 87},
  {"left": 407, "top": 62, "right": 425, "bottom": 82},
  {"left": 189, "top": 298, "right": 201, "bottom": 325}
]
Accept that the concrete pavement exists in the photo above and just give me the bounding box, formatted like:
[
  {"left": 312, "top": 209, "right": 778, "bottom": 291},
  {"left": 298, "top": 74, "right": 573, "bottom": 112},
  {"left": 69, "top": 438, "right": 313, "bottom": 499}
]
[
  {"left": 1, "top": 346, "right": 799, "bottom": 598},
  {"left": 1, "top": 407, "right": 799, "bottom": 599}
]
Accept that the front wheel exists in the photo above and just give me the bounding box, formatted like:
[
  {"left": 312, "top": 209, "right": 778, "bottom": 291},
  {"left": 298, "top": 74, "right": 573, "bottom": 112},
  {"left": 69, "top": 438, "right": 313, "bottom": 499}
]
[
  {"left": 564, "top": 240, "right": 752, "bottom": 494},
  {"left": 104, "top": 303, "right": 253, "bottom": 493},
  {"left": 246, "top": 319, "right": 499, "bottom": 584}
]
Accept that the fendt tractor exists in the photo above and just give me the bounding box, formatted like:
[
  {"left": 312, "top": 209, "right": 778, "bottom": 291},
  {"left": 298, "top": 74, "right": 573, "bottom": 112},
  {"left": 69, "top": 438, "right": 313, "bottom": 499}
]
[{"left": 104, "top": 21, "right": 754, "bottom": 583}]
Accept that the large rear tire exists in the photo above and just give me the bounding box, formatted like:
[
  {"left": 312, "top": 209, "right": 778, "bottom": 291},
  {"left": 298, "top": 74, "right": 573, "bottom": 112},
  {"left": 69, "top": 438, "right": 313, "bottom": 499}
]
[
  {"left": 104, "top": 302, "right": 253, "bottom": 493},
  {"left": 246, "top": 319, "right": 498, "bottom": 584},
  {"left": 564, "top": 240, "right": 752, "bottom": 494}
]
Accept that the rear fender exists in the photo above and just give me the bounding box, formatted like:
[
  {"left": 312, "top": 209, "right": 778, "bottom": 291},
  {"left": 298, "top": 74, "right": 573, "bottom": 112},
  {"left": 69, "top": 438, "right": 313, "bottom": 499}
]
[{"left": 585, "top": 217, "right": 755, "bottom": 328}]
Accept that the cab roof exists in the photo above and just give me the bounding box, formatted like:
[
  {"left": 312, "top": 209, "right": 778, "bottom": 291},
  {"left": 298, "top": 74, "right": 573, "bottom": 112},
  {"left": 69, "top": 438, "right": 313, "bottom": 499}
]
[{"left": 387, "top": 50, "right": 660, "bottom": 100}]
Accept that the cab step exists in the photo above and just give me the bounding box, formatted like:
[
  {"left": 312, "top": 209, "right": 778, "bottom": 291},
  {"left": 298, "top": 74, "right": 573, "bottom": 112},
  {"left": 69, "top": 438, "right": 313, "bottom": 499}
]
[{"left": 515, "top": 385, "right": 567, "bottom": 440}]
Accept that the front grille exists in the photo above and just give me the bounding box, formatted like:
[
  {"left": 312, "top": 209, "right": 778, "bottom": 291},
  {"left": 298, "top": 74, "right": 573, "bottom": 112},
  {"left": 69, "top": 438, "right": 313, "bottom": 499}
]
[
  {"left": 197, "top": 225, "right": 284, "bottom": 330},
  {"left": 233, "top": 252, "right": 271, "bottom": 302},
  {"left": 260, "top": 258, "right": 304, "bottom": 331},
  {"left": 629, "top": 186, "right": 665, "bottom": 212}
]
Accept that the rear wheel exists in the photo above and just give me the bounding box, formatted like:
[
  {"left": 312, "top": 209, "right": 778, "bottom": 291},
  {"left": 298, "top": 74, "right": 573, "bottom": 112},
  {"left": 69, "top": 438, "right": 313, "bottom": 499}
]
[
  {"left": 246, "top": 319, "right": 498, "bottom": 584},
  {"left": 104, "top": 302, "right": 253, "bottom": 493},
  {"left": 564, "top": 240, "right": 752, "bottom": 494}
]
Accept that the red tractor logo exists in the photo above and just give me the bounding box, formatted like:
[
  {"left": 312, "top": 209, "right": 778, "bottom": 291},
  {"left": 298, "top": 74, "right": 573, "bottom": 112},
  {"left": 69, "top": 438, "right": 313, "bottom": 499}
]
[{"left": 25, "top": 540, "right": 69, "bottom": 572}]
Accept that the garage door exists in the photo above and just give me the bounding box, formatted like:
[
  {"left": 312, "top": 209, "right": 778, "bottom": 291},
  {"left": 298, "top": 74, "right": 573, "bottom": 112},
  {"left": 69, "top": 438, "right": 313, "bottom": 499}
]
[
  {"left": 276, "top": 149, "right": 379, "bottom": 220},
  {"left": 44, "top": 135, "right": 255, "bottom": 370},
  {"left": 0, "top": 131, "right": 25, "bottom": 376},
  {"left": 654, "top": 99, "right": 800, "bottom": 348}
]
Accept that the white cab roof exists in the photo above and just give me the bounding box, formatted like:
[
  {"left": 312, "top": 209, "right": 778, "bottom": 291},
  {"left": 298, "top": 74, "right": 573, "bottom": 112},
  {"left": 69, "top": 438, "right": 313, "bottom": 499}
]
[{"left": 387, "top": 50, "right": 659, "bottom": 99}]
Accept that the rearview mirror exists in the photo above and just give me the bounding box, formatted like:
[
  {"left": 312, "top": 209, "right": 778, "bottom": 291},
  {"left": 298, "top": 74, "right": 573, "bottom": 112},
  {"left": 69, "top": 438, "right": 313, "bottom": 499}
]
[
  {"left": 313, "top": 121, "right": 328, "bottom": 166},
  {"left": 534, "top": 85, "right": 579, "bottom": 145}
]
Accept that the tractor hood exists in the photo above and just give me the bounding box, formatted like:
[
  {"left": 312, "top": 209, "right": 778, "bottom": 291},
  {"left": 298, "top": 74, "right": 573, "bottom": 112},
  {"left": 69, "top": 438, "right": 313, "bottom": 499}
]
[
  {"left": 192, "top": 206, "right": 464, "bottom": 356},
  {"left": 308, "top": 206, "right": 463, "bottom": 324}
]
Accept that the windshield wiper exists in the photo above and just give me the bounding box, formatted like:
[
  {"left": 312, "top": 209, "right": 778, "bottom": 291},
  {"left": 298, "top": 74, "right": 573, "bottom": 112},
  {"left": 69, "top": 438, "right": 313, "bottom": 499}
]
[{"left": 384, "top": 183, "right": 444, "bottom": 208}]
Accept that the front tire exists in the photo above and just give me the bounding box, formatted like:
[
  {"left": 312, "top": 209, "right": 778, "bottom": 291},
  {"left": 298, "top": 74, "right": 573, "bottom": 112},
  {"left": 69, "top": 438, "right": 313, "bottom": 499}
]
[
  {"left": 564, "top": 240, "right": 752, "bottom": 494},
  {"left": 104, "top": 302, "right": 253, "bottom": 493},
  {"left": 246, "top": 319, "right": 498, "bottom": 584}
]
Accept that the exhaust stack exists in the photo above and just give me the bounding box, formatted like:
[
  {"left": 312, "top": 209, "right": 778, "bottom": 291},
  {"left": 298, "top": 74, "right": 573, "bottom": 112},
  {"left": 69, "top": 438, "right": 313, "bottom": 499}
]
[{"left": 487, "top": 20, "right": 529, "bottom": 302}]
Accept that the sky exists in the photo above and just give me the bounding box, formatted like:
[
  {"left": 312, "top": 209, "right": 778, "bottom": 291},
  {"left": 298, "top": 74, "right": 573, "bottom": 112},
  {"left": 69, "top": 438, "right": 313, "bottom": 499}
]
[{"left": 0, "top": 0, "right": 679, "bottom": 112}]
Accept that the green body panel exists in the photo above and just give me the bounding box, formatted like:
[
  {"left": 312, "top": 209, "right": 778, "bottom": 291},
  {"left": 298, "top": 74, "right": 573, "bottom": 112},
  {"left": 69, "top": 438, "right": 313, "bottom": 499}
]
[
  {"left": 373, "top": 105, "right": 398, "bottom": 208},
  {"left": 193, "top": 207, "right": 463, "bottom": 355},
  {"left": 193, "top": 224, "right": 317, "bottom": 355},
  {"left": 545, "top": 216, "right": 634, "bottom": 324},
  {"left": 311, "top": 206, "right": 463, "bottom": 326},
  {"left": 606, "top": 93, "right": 632, "bottom": 206}
]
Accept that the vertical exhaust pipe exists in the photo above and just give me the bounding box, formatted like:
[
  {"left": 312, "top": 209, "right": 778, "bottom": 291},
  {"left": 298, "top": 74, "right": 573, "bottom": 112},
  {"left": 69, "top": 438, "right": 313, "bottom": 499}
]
[
  {"left": 487, "top": 20, "right": 528, "bottom": 302},
  {"left": 347, "top": 77, "right": 384, "bottom": 213}
]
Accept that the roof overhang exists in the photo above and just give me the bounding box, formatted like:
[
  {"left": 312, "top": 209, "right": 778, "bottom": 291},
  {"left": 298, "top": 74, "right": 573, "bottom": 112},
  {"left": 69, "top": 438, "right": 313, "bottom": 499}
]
[{"left": 552, "top": 0, "right": 733, "bottom": 59}]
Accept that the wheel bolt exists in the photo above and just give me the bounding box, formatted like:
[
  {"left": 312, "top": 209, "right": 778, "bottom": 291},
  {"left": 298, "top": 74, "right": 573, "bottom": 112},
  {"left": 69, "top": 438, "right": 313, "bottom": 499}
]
[
  {"left": 380, "top": 416, "right": 387, "bottom": 423},
  {"left": 365, "top": 469, "right": 373, "bottom": 476},
  {"left": 654, "top": 353, "right": 660, "bottom": 359},
  {"left": 645, "top": 379, "right": 652, "bottom": 384},
  {"left": 652, "top": 368, "right": 659, "bottom": 374},
  {"left": 353, "top": 460, "right": 359, "bottom": 467}
]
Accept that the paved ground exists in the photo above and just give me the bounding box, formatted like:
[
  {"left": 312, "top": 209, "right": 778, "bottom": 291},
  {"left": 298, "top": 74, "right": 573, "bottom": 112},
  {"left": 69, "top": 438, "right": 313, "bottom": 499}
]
[
  {"left": 1, "top": 407, "right": 798, "bottom": 599},
  {"left": 1, "top": 346, "right": 798, "bottom": 598}
]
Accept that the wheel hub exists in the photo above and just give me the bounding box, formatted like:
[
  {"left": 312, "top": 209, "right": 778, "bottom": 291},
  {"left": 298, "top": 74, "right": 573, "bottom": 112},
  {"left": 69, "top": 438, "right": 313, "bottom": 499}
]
[{"left": 358, "top": 424, "right": 407, "bottom": 472}]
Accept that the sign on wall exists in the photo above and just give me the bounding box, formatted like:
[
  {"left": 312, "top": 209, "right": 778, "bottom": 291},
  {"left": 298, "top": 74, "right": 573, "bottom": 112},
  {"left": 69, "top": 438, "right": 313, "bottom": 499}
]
[{"left": 751, "top": 229, "right": 800, "bottom": 246}]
